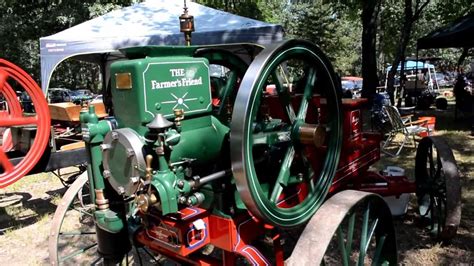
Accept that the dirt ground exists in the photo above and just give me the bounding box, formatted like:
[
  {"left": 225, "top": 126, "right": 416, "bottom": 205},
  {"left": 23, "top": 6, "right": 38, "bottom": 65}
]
[{"left": 0, "top": 103, "right": 472, "bottom": 265}]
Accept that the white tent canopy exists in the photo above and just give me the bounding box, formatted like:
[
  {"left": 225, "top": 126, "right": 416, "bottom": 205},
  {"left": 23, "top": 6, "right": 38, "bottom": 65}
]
[{"left": 39, "top": 0, "right": 284, "bottom": 93}]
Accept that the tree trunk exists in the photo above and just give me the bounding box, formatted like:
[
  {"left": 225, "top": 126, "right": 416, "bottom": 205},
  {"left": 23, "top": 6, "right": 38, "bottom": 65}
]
[
  {"left": 361, "top": 0, "right": 381, "bottom": 99},
  {"left": 457, "top": 47, "right": 469, "bottom": 70},
  {"left": 386, "top": 0, "right": 430, "bottom": 105}
]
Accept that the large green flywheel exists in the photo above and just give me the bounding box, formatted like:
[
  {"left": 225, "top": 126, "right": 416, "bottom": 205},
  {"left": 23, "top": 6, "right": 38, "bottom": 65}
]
[{"left": 231, "top": 39, "right": 343, "bottom": 227}]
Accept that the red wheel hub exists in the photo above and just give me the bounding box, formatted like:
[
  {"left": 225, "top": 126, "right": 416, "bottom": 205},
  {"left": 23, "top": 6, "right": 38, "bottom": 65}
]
[{"left": 0, "top": 59, "right": 51, "bottom": 188}]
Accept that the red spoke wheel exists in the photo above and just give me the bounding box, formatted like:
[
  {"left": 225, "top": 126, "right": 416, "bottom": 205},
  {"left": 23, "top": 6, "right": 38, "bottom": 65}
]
[
  {"left": 0, "top": 80, "right": 23, "bottom": 151},
  {"left": 0, "top": 59, "right": 50, "bottom": 188}
]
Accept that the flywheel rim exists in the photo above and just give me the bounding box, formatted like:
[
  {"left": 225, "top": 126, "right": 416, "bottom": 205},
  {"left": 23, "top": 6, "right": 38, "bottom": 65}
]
[
  {"left": 231, "top": 39, "right": 343, "bottom": 227},
  {"left": 0, "top": 59, "right": 51, "bottom": 188}
]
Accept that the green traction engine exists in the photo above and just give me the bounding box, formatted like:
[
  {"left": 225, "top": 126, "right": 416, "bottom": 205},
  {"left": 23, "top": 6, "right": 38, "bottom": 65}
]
[{"left": 74, "top": 40, "right": 399, "bottom": 265}]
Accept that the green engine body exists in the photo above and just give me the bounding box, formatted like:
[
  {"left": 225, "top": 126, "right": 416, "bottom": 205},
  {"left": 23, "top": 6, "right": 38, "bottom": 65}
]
[
  {"left": 111, "top": 47, "right": 213, "bottom": 132},
  {"left": 110, "top": 47, "right": 228, "bottom": 166}
]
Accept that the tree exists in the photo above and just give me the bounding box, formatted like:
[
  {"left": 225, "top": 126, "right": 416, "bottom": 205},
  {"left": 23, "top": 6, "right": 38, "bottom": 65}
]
[
  {"left": 385, "top": 0, "right": 430, "bottom": 105},
  {"left": 0, "top": 0, "right": 136, "bottom": 90},
  {"left": 360, "top": 0, "right": 382, "bottom": 98}
]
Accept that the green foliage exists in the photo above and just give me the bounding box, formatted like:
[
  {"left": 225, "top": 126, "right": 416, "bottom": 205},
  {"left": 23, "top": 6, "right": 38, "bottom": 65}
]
[
  {"left": 0, "top": 0, "right": 472, "bottom": 92},
  {"left": 0, "top": 0, "right": 136, "bottom": 91},
  {"left": 198, "top": 1, "right": 362, "bottom": 75}
]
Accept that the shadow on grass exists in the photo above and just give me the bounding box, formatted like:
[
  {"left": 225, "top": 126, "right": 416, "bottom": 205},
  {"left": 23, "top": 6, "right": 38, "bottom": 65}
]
[
  {"left": 373, "top": 102, "right": 473, "bottom": 264},
  {"left": 0, "top": 186, "right": 67, "bottom": 234}
]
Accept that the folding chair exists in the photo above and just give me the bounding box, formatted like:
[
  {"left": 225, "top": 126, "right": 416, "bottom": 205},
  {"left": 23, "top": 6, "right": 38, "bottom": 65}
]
[{"left": 381, "top": 105, "right": 430, "bottom": 156}]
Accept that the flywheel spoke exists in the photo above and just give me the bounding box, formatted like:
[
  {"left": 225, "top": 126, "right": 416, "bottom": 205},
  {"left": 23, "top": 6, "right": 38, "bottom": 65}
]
[
  {"left": 0, "top": 149, "right": 13, "bottom": 173},
  {"left": 0, "top": 70, "right": 7, "bottom": 88},
  {"left": 0, "top": 116, "right": 38, "bottom": 127},
  {"left": 231, "top": 40, "right": 342, "bottom": 227},
  {"left": 273, "top": 70, "right": 296, "bottom": 123},
  {"left": 297, "top": 68, "right": 316, "bottom": 120},
  {"left": 270, "top": 145, "right": 295, "bottom": 203}
]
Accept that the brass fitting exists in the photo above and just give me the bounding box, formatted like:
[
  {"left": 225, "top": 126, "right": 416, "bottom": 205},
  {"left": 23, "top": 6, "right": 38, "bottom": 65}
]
[
  {"left": 95, "top": 189, "right": 109, "bottom": 210},
  {"left": 173, "top": 109, "right": 184, "bottom": 128},
  {"left": 136, "top": 193, "right": 157, "bottom": 213}
]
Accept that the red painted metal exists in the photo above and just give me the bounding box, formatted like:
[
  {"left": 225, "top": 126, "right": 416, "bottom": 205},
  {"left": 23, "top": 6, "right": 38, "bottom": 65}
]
[
  {"left": 0, "top": 59, "right": 50, "bottom": 188},
  {"left": 135, "top": 207, "right": 210, "bottom": 257},
  {"left": 135, "top": 207, "right": 284, "bottom": 265},
  {"left": 0, "top": 81, "right": 23, "bottom": 152},
  {"left": 129, "top": 95, "right": 416, "bottom": 264}
]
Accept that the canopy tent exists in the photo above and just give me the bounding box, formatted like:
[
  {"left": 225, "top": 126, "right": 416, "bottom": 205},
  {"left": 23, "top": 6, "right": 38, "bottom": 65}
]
[
  {"left": 39, "top": 0, "right": 284, "bottom": 93},
  {"left": 417, "top": 13, "right": 474, "bottom": 49},
  {"left": 386, "top": 60, "right": 435, "bottom": 71}
]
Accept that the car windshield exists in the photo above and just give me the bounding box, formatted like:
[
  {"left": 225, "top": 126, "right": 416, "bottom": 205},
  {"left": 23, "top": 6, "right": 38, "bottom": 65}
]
[{"left": 341, "top": 81, "right": 355, "bottom": 90}]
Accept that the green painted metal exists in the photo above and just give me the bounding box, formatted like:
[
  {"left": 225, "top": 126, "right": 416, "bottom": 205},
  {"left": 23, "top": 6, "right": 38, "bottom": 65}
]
[
  {"left": 81, "top": 105, "right": 112, "bottom": 190},
  {"left": 111, "top": 48, "right": 212, "bottom": 134},
  {"left": 194, "top": 48, "right": 248, "bottom": 123},
  {"left": 358, "top": 204, "right": 370, "bottom": 265},
  {"left": 169, "top": 116, "right": 228, "bottom": 164},
  {"left": 232, "top": 40, "right": 343, "bottom": 227},
  {"left": 337, "top": 227, "right": 349, "bottom": 266},
  {"left": 150, "top": 169, "right": 179, "bottom": 215},
  {"left": 94, "top": 209, "right": 124, "bottom": 233}
]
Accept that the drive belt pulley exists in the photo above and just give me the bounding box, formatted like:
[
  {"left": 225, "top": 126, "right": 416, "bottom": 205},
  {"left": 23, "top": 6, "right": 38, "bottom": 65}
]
[
  {"left": 0, "top": 59, "right": 51, "bottom": 187},
  {"left": 231, "top": 39, "right": 343, "bottom": 227}
]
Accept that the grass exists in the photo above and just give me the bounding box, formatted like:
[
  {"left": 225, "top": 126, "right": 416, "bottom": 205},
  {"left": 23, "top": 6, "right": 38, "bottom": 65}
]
[{"left": 373, "top": 101, "right": 474, "bottom": 264}]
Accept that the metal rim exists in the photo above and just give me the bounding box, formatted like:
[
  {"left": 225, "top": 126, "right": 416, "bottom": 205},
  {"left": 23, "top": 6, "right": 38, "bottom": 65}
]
[
  {"left": 49, "top": 172, "right": 152, "bottom": 265},
  {"left": 286, "top": 190, "right": 397, "bottom": 265},
  {"left": 0, "top": 59, "right": 51, "bottom": 188},
  {"left": 48, "top": 172, "right": 98, "bottom": 265},
  {"left": 415, "top": 136, "right": 461, "bottom": 240},
  {"left": 231, "top": 39, "right": 343, "bottom": 227}
]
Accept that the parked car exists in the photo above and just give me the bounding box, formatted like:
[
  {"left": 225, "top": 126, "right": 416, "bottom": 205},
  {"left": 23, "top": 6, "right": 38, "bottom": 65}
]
[
  {"left": 91, "top": 94, "right": 103, "bottom": 103},
  {"left": 341, "top": 76, "right": 363, "bottom": 98},
  {"left": 70, "top": 89, "right": 94, "bottom": 104},
  {"left": 49, "top": 88, "right": 73, "bottom": 103},
  {"left": 434, "top": 73, "right": 452, "bottom": 88}
]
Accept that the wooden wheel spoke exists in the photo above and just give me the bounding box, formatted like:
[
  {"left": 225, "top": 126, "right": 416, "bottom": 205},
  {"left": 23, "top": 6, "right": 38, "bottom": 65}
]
[{"left": 0, "top": 116, "right": 38, "bottom": 127}]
